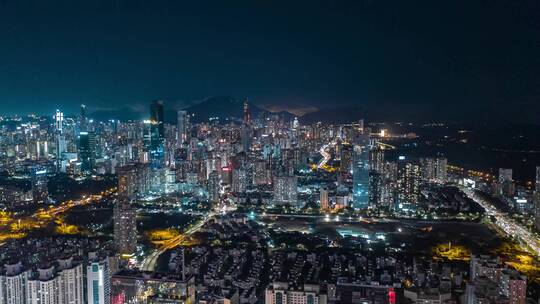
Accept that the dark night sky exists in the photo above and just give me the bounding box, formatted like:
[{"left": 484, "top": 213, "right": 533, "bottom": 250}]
[{"left": 0, "top": 0, "right": 539, "bottom": 122}]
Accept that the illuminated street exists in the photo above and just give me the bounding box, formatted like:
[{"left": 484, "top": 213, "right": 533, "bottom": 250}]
[
  {"left": 0, "top": 187, "right": 116, "bottom": 244},
  {"left": 140, "top": 211, "right": 215, "bottom": 271},
  {"left": 463, "top": 187, "right": 540, "bottom": 257}
]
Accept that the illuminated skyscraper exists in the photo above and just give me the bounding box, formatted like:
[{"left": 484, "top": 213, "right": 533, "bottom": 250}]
[
  {"left": 0, "top": 261, "right": 29, "bottom": 304},
  {"left": 396, "top": 156, "right": 421, "bottom": 207},
  {"left": 207, "top": 170, "right": 220, "bottom": 203},
  {"left": 352, "top": 132, "right": 370, "bottom": 209},
  {"left": 320, "top": 188, "right": 329, "bottom": 211},
  {"left": 79, "top": 132, "right": 96, "bottom": 173},
  {"left": 243, "top": 98, "right": 250, "bottom": 125},
  {"left": 31, "top": 168, "right": 48, "bottom": 204},
  {"left": 57, "top": 257, "right": 84, "bottom": 304},
  {"left": 241, "top": 99, "right": 252, "bottom": 152},
  {"left": 149, "top": 100, "right": 165, "bottom": 168},
  {"left": 114, "top": 200, "right": 137, "bottom": 256},
  {"left": 54, "top": 109, "right": 64, "bottom": 132},
  {"left": 177, "top": 110, "right": 188, "bottom": 144},
  {"left": 86, "top": 253, "right": 110, "bottom": 304},
  {"left": 54, "top": 109, "right": 66, "bottom": 171},
  {"left": 80, "top": 104, "right": 88, "bottom": 132},
  {"left": 27, "top": 266, "right": 61, "bottom": 304},
  {"left": 273, "top": 174, "right": 298, "bottom": 206}
]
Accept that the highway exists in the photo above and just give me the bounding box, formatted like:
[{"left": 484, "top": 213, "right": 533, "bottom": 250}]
[
  {"left": 140, "top": 212, "right": 215, "bottom": 271},
  {"left": 317, "top": 144, "right": 331, "bottom": 169},
  {"left": 462, "top": 187, "right": 540, "bottom": 257}
]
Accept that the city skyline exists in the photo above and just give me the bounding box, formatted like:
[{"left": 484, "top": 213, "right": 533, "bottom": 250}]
[{"left": 1, "top": 1, "right": 540, "bottom": 303}]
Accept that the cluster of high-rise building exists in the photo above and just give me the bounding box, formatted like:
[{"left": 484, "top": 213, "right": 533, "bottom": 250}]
[{"left": 0, "top": 237, "right": 118, "bottom": 304}]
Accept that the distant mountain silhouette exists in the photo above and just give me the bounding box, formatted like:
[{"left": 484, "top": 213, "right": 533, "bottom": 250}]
[
  {"left": 182, "top": 96, "right": 294, "bottom": 123},
  {"left": 90, "top": 96, "right": 295, "bottom": 124}
]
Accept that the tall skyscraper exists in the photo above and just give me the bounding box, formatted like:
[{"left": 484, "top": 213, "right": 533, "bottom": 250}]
[
  {"left": 54, "top": 109, "right": 64, "bottom": 132},
  {"left": 80, "top": 104, "right": 88, "bottom": 132},
  {"left": 0, "top": 262, "right": 29, "bottom": 304},
  {"left": 87, "top": 253, "right": 111, "bottom": 304},
  {"left": 320, "top": 188, "right": 329, "bottom": 211},
  {"left": 57, "top": 257, "right": 84, "bottom": 304},
  {"left": 177, "top": 110, "right": 188, "bottom": 144},
  {"left": 352, "top": 131, "right": 370, "bottom": 209},
  {"left": 243, "top": 98, "right": 250, "bottom": 125},
  {"left": 114, "top": 200, "right": 137, "bottom": 256},
  {"left": 27, "top": 266, "right": 61, "bottom": 304},
  {"left": 150, "top": 100, "right": 164, "bottom": 148},
  {"left": 241, "top": 99, "right": 252, "bottom": 152},
  {"left": 117, "top": 165, "right": 139, "bottom": 198},
  {"left": 79, "top": 132, "right": 96, "bottom": 173},
  {"left": 31, "top": 168, "right": 48, "bottom": 204},
  {"left": 149, "top": 100, "right": 165, "bottom": 168},
  {"left": 207, "top": 170, "right": 220, "bottom": 203},
  {"left": 396, "top": 157, "right": 421, "bottom": 207},
  {"left": 54, "top": 109, "right": 66, "bottom": 171}
]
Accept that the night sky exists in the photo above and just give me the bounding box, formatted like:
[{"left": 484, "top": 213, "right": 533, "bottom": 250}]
[{"left": 1, "top": 1, "right": 539, "bottom": 122}]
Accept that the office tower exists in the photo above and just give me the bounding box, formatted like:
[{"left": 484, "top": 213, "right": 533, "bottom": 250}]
[
  {"left": 57, "top": 257, "right": 84, "bottom": 304},
  {"left": 149, "top": 100, "right": 165, "bottom": 168},
  {"left": 241, "top": 126, "right": 252, "bottom": 152},
  {"left": 54, "top": 110, "right": 65, "bottom": 171},
  {"left": 243, "top": 98, "right": 250, "bottom": 125},
  {"left": 0, "top": 261, "right": 29, "bottom": 304},
  {"left": 79, "top": 104, "right": 88, "bottom": 132},
  {"left": 54, "top": 109, "right": 64, "bottom": 132},
  {"left": 273, "top": 174, "right": 298, "bottom": 205},
  {"left": 352, "top": 132, "right": 370, "bottom": 209},
  {"left": 320, "top": 188, "right": 329, "bottom": 211},
  {"left": 114, "top": 200, "right": 137, "bottom": 256},
  {"left": 177, "top": 110, "right": 188, "bottom": 144},
  {"left": 27, "top": 266, "right": 61, "bottom": 304},
  {"left": 241, "top": 99, "right": 252, "bottom": 152},
  {"left": 79, "top": 131, "right": 96, "bottom": 173},
  {"left": 31, "top": 168, "right": 48, "bottom": 204},
  {"left": 207, "top": 170, "right": 220, "bottom": 203},
  {"left": 150, "top": 100, "right": 164, "bottom": 148},
  {"left": 396, "top": 156, "right": 421, "bottom": 207},
  {"left": 87, "top": 253, "right": 111, "bottom": 304}
]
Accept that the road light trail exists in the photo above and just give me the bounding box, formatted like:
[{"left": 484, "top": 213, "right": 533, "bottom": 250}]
[
  {"left": 462, "top": 187, "right": 540, "bottom": 257},
  {"left": 140, "top": 212, "right": 215, "bottom": 271}
]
